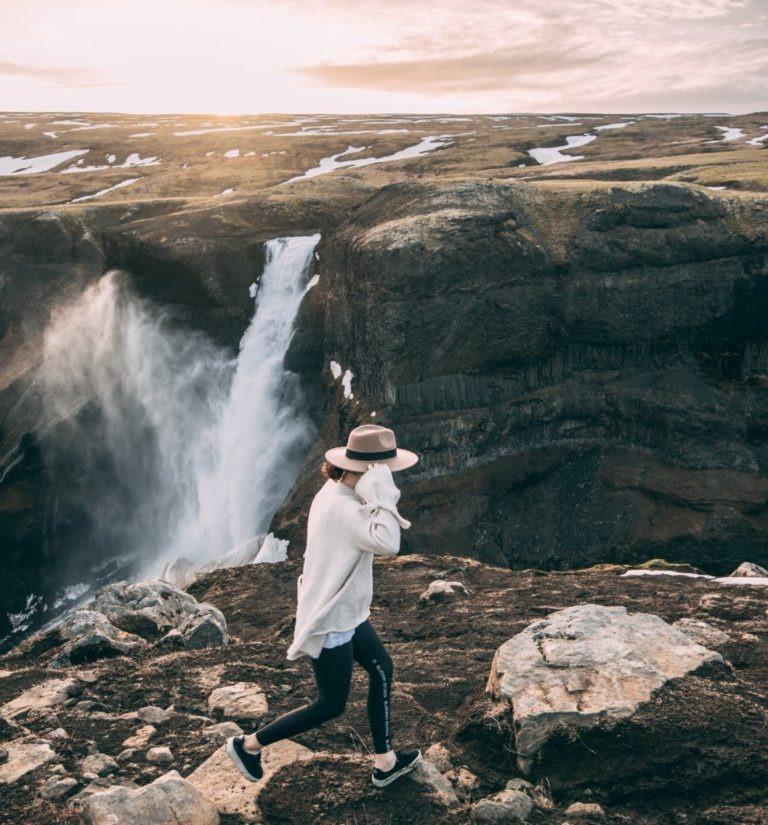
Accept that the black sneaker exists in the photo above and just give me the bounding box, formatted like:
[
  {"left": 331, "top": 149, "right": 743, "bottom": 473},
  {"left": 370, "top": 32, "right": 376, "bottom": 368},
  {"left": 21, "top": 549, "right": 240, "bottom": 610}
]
[
  {"left": 371, "top": 748, "right": 422, "bottom": 788},
  {"left": 226, "top": 735, "right": 264, "bottom": 782}
]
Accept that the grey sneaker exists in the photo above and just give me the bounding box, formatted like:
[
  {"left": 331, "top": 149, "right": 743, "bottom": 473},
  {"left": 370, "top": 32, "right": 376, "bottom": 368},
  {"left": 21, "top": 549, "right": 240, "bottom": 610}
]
[{"left": 371, "top": 748, "right": 422, "bottom": 788}]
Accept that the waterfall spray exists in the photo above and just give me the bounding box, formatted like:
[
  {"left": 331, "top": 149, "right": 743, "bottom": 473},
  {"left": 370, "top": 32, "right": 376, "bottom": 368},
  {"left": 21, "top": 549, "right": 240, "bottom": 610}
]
[{"left": 37, "top": 233, "right": 321, "bottom": 585}]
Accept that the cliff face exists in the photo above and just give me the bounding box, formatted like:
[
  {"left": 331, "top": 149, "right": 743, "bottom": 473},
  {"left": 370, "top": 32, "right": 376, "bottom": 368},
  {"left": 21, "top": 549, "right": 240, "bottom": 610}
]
[
  {"left": 3, "top": 110, "right": 768, "bottom": 636},
  {"left": 277, "top": 181, "right": 768, "bottom": 573}
]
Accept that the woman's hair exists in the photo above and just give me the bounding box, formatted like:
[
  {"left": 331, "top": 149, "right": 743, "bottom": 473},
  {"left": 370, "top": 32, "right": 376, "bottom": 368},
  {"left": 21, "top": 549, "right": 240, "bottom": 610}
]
[{"left": 321, "top": 461, "right": 345, "bottom": 481}]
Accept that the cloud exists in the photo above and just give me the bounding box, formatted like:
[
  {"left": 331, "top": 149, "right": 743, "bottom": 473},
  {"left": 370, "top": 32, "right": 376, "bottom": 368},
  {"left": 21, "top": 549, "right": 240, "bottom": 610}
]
[
  {"left": 294, "top": 45, "right": 615, "bottom": 93},
  {"left": 0, "top": 60, "right": 105, "bottom": 87}
]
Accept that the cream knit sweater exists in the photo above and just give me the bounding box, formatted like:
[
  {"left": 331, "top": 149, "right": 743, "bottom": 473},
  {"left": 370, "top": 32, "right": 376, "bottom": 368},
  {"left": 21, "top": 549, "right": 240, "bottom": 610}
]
[{"left": 286, "top": 464, "right": 411, "bottom": 661}]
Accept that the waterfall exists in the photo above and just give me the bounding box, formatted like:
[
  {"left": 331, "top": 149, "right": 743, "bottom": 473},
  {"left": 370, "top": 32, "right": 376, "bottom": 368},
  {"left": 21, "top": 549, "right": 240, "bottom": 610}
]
[
  {"left": 37, "top": 233, "right": 321, "bottom": 582},
  {"left": 166, "top": 233, "right": 321, "bottom": 565}
]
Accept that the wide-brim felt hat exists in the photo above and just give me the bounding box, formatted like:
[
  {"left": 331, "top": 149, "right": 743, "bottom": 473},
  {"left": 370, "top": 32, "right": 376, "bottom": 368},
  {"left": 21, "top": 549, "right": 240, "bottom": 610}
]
[{"left": 325, "top": 424, "right": 419, "bottom": 473}]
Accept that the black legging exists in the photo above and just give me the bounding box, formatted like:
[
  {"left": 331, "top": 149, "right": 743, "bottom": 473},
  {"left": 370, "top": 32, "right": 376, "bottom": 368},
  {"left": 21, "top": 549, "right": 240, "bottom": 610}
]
[{"left": 255, "top": 618, "right": 394, "bottom": 754}]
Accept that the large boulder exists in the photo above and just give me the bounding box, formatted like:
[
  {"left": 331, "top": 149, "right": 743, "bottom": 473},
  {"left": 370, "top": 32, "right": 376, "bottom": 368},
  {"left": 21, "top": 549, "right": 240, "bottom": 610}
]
[
  {"left": 187, "top": 739, "right": 313, "bottom": 821},
  {"left": 0, "top": 677, "right": 78, "bottom": 719},
  {"left": 730, "top": 562, "right": 768, "bottom": 578},
  {"left": 484, "top": 604, "right": 723, "bottom": 773},
  {"left": 92, "top": 580, "right": 228, "bottom": 647},
  {"left": 80, "top": 770, "right": 219, "bottom": 825},
  {"left": 15, "top": 579, "right": 229, "bottom": 668},
  {"left": 50, "top": 610, "right": 145, "bottom": 667},
  {"left": 0, "top": 741, "right": 55, "bottom": 784}
]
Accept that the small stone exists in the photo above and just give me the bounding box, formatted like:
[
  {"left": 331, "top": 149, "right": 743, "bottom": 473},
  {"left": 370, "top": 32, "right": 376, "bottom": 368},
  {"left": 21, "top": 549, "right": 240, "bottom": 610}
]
[
  {"left": 201, "top": 721, "right": 243, "bottom": 746},
  {"left": 419, "top": 579, "right": 471, "bottom": 603},
  {"left": 47, "top": 727, "right": 68, "bottom": 741},
  {"left": 179, "top": 608, "right": 228, "bottom": 649},
  {"left": 116, "top": 748, "right": 136, "bottom": 764},
  {"left": 207, "top": 682, "right": 268, "bottom": 720},
  {"left": 81, "top": 771, "right": 98, "bottom": 782},
  {"left": 565, "top": 802, "right": 606, "bottom": 818},
  {"left": 136, "top": 705, "right": 171, "bottom": 725},
  {"left": 75, "top": 700, "right": 97, "bottom": 712},
  {"left": 122, "top": 724, "right": 156, "bottom": 749},
  {"left": 505, "top": 778, "right": 533, "bottom": 792},
  {"left": 455, "top": 766, "right": 480, "bottom": 790},
  {"left": 76, "top": 669, "right": 100, "bottom": 684},
  {"left": 49, "top": 764, "right": 66, "bottom": 775},
  {"left": 473, "top": 789, "right": 534, "bottom": 821},
  {"left": 146, "top": 746, "right": 174, "bottom": 766},
  {"left": 80, "top": 753, "right": 119, "bottom": 777},
  {"left": 424, "top": 742, "right": 453, "bottom": 772},
  {"left": 730, "top": 562, "right": 768, "bottom": 578},
  {"left": 40, "top": 776, "right": 78, "bottom": 800},
  {"left": 672, "top": 618, "right": 730, "bottom": 647},
  {"left": 410, "top": 758, "right": 460, "bottom": 806}
]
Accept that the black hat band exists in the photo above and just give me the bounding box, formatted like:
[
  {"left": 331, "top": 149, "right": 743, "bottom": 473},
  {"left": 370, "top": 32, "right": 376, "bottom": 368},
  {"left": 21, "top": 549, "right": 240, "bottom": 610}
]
[{"left": 345, "top": 447, "right": 397, "bottom": 460}]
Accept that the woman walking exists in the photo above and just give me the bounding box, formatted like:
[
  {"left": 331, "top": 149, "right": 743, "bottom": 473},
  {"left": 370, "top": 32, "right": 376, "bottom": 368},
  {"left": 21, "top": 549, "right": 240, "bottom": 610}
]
[{"left": 226, "top": 424, "right": 422, "bottom": 788}]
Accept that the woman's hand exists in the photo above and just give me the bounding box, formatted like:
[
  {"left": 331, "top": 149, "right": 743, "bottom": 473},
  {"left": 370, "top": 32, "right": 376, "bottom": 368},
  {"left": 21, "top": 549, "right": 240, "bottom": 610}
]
[{"left": 354, "top": 462, "right": 400, "bottom": 505}]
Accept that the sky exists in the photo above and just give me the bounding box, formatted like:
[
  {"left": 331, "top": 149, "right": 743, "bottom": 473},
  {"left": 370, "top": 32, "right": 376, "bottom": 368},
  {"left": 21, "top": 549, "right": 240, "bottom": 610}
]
[{"left": 1, "top": 0, "right": 766, "bottom": 114}]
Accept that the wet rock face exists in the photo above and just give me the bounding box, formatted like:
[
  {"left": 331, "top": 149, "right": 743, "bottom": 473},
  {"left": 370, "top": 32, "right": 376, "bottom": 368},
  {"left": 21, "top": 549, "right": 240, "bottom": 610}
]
[{"left": 279, "top": 180, "right": 768, "bottom": 573}]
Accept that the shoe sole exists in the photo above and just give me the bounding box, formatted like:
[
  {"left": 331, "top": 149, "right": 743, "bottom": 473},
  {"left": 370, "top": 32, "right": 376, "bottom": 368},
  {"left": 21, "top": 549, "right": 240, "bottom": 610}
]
[
  {"left": 225, "top": 737, "right": 263, "bottom": 783},
  {"left": 371, "top": 750, "right": 423, "bottom": 788}
]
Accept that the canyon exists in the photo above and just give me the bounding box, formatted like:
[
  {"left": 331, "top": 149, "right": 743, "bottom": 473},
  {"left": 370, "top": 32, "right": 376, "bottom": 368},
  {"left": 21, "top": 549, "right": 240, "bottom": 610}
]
[{"left": 1, "top": 110, "right": 767, "bottom": 641}]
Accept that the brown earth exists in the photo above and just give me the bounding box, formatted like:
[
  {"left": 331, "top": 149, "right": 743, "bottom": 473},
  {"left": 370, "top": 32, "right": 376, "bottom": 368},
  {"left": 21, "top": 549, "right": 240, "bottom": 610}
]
[{"left": 2, "top": 553, "right": 767, "bottom": 824}]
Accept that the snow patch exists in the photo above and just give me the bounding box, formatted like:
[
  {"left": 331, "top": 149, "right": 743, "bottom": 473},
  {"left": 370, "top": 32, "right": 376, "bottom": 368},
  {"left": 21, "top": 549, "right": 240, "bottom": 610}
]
[
  {"left": 254, "top": 533, "right": 289, "bottom": 564},
  {"left": 714, "top": 576, "right": 768, "bottom": 586},
  {"left": 285, "top": 135, "right": 451, "bottom": 184},
  {"left": 341, "top": 369, "right": 354, "bottom": 399},
  {"left": 621, "top": 570, "right": 714, "bottom": 579},
  {"left": 709, "top": 126, "right": 745, "bottom": 142},
  {"left": 595, "top": 122, "right": 632, "bottom": 130},
  {"left": 528, "top": 133, "right": 597, "bottom": 165},
  {"left": 0, "top": 149, "right": 89, "bottom": 176},
  {"left": 70, "top": 177, "right": 140, "bottom": 203},
  {"left": 60, "top": 153, "right": 160, "bottom": 173}
]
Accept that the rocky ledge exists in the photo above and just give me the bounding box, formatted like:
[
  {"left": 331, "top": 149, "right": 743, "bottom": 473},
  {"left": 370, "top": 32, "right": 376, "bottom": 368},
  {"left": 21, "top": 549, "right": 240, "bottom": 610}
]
[{"left": 1, "top": 553, "right": 768, "bottom": 824}]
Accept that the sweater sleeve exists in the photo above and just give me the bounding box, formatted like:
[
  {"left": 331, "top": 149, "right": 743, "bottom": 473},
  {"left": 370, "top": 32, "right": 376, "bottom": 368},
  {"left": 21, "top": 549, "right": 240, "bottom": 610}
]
[{"left": 349, "top": 464, "right": 411, "bottom": 556}]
